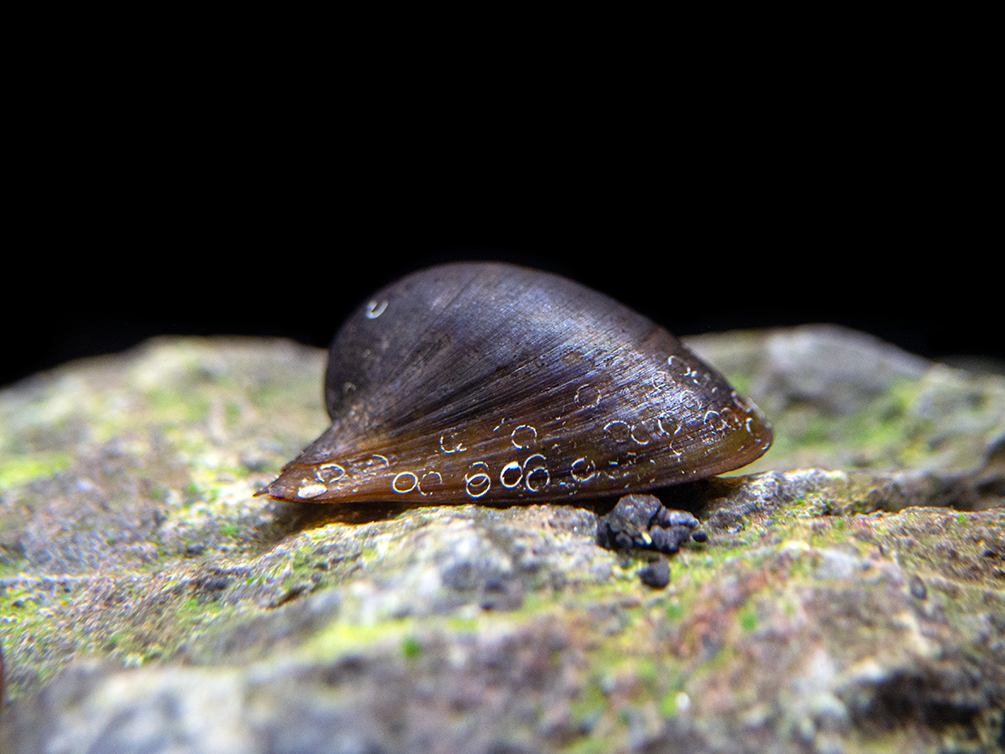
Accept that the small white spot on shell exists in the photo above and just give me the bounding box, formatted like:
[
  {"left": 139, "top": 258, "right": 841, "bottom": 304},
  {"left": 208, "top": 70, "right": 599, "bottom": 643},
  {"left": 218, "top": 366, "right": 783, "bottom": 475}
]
[
  {"left": 418, "top": 471, "right": 442, "bottom": 495},
  {"left": 603, "top": 421, "right": 631, "bottom": 444},
  {"left": 571, "top": 457, "right": 596, "bottom": 482},
  {"left": 574, "top": 384, "right": 601, "bottom": 408},
  {"left": 317, "top": 463, "right": 346, "bottom": 483},
  {"left": 440, "top": 431, "right": 466, "bottom": 454},
  {"left": 522, "top": 453, "right": 547, "bottom": 470},
  {"left": 657, "top": 416, "right": 679, "bottom": 436},
  {"left": 630, "top": 424, "right": 651, "bottom": 446},
  {"left": 465, "top": 462, "right": 491, "bottom": 498},
  {"left": 678, "top": 389, "right": 701, "bottom": 412},
  {"left": 704, "top": 410, "right": 726, "bottom": 431},
  {"left": 522, "top": 454, "right": 549, "bottom": 492},
  {"left": 392, "top": 472, "right": 418, "bottom": 493},
  {"left": 510, "top": 425, "right": 537, "bottom": 449},
  {"left": 297, "top": 482, "right": 327, "bottom": 499},
  {"left": 500, "top": 461, "right": 522, "bottom": 488},
  {"left": 657, "top": 416, "right": 684, "bottom": 457},
  {"left": 668, "top": 356, "right": 691, "bottom": 378},
  {"left": 365, "top": 300, "right": 388, "bottom": 319},
  {"left": 732, "top": 390, "right": 752, "bottom": 413},
  {"left": 526, "top": 467, "right": 550, "bottom": 492}
]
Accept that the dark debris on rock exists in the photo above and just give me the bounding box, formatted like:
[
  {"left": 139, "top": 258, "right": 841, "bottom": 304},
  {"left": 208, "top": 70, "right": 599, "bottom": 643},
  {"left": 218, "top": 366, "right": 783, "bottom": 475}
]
[{"left": 596, "top": 494, "right": 706, "bottom": 556}]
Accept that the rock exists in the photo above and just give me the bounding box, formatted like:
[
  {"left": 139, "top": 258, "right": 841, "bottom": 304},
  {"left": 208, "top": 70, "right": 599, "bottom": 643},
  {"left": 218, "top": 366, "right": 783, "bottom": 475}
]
[
  {"left": 0, "top": 329, "right": 1003, "bottom": 753},
  {"left": 688, "top": 324, "right": 1005, "bottom": 488},
  {"left": 638, "top": 560, "right": 670, "bottom": 589}
]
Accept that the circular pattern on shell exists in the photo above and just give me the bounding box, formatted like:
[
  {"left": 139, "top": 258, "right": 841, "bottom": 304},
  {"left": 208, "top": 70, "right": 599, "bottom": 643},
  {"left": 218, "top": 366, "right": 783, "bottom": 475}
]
[{"left": 259, "top": 262, "right": 772, "bottom": 504}]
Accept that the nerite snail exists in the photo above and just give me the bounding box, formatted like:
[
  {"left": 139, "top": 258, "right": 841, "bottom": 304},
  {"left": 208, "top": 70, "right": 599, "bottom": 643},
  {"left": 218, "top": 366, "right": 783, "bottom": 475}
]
[{"left": 259, "top": 262, "right": 772, "bottom": 505}]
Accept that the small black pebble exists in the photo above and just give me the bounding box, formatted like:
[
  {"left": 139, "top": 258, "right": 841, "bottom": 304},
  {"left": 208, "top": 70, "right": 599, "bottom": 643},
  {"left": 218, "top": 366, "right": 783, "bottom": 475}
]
[
  {"left": 653, "top": 507, "right": 699, "bottom": 529},
  {"left": 649, "top": 527, "right": 672, "bottom": 554},
  {"left": 655, "top": 525, "right": 695, "bottom": 554},
  {"left": 613, "top": 532, "right": 635, "bottom": 550},
  {"left": 597, "top": 495, "right": 713, "bottom": 555},
  {"left": 639, "top": 560, "right": 671, "bottom": 589},
  {"left": 649, "top": 527, "right": 679, "bottom": 554},
  {"left": 909, "top": 574, "right": 927, "bottom": 600}
]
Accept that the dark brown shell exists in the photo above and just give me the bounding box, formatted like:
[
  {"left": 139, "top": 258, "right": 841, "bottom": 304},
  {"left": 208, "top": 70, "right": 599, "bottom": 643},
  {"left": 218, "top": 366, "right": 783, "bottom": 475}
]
[{"left": 260, "top": 262, "right": 771, "bottom": 504}]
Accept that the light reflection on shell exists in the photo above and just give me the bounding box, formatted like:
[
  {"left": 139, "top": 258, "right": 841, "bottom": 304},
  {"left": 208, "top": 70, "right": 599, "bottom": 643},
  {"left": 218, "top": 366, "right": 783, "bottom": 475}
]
[{"left": 260, "top": 263, "right": 772, "bottom": 504}]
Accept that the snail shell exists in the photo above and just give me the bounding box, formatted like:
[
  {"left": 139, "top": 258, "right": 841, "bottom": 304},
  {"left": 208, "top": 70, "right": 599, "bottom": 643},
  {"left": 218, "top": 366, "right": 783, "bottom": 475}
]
[{"left": 260, "top": 262, "right": 771, "bottom": 504}]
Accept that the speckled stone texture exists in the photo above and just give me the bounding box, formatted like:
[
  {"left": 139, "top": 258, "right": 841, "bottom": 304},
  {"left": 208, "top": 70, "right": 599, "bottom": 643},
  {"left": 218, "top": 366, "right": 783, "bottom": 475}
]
[{"left": 1, "top": 327, "right": 1003, "bottom": 753}]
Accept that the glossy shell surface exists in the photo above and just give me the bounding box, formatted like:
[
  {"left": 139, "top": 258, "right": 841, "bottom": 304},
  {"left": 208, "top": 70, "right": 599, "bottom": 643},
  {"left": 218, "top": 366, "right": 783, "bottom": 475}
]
[{"left": 262, "top": 263, "right": 772, "bottom": 504}]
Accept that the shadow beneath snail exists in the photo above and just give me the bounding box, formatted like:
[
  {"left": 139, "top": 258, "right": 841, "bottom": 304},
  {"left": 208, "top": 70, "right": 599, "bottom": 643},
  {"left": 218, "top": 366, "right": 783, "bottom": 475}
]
[
  {"left": 264, "top": 495, "right": 627, "bottom": 536},
  {"left": 260, "top": 476, "right": 752, "bottom": 546},
  {"left": 268, "top": 498, "right": 444, "bottom": 531},
  {"left": 657, "top": 476, "right": 752, "bottom": 520}
]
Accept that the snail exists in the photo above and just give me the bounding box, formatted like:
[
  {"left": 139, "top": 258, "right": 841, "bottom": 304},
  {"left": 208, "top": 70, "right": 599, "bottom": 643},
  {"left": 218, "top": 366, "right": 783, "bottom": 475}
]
[{"left": 259, "top": 262, "right": 771, "bottom": 505}]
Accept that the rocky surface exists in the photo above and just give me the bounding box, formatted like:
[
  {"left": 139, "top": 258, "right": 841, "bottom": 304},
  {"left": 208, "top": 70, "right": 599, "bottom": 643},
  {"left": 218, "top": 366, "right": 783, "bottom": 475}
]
[{"left": 1, "top": 326, "right": 1003, "bottom": 753}]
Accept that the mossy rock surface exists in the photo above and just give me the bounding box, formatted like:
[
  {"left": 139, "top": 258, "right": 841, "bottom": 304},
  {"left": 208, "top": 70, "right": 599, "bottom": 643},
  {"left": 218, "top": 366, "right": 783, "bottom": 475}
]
[{"left": 1, "top": 328, "right": 1003, "bottom": 754}]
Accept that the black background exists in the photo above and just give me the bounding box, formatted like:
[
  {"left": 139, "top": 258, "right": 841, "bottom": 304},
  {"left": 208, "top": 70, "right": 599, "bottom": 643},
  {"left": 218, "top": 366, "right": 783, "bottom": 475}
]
[{"left": 8, "top": 94, "right": 999, "bottom": 389}]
